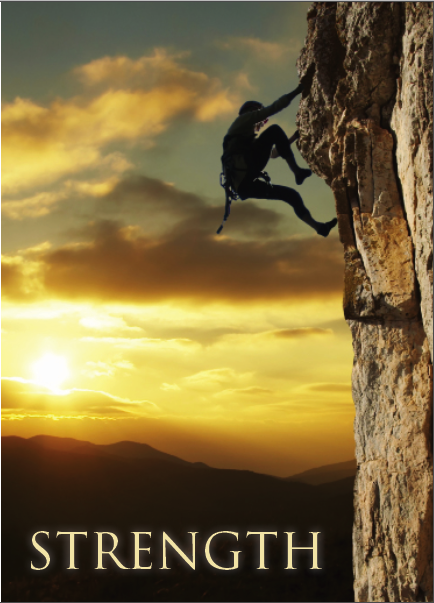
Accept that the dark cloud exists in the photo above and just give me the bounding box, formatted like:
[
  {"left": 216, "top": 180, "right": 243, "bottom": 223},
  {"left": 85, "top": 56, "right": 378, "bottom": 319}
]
[
  {"left": 1, "top": 261, "right": 34, "bottom": 300},
  {"left": 3, "top": 175, "right": 344, "bottom": 304},
  {"left": 39, "top": 217, "right": 343, "bottom": 303},
  {"left": 100, "top": 174, "right": 283, "bottom": 239},
  {"left": 2, "top": 263, "right": 24, "bottom": 296},
  {"left": 103, "top": 175, "right": 203, "bottom": 215},
  {"left": 272, "top": 327, "right": 332, "bottom": 338}
]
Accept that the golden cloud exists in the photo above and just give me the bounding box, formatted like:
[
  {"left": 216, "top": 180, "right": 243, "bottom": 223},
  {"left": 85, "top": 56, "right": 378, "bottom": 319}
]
[
  {"left": 182, "top": 368, "right": 253, "bottom": 390},
  {"left": 74, "top": 49, "right": 193, "bottom": 87},
  {"left": 2, "top": 50, "right": 238, "bottom": 196},
  {"left": 307, "top": 383, "right": 352, "bottom": 394},
  {"left": 78, "top": 313, "right": 141, "bottom": 332},
  {"left": 2, "top": 175, "right": 343, "bottom": 305},
  {"left": 220, "top": 36, "right": 301, "bottom": 62},
  {"left": 50, "top": 226, "right": 342, "bottom": 303},
  {"left": 272, "top": 327, "right": 333, "bottom": 338},
  {"left": 1, "top": 191, "right": 67, "bottom": 220},
  {"left": 2, "top": 172, "right": 128, "bottom": 221},
  {"left": 214, "top": 386, "right": 275, "bottom": 399},
  {"left": 1, "top": 255, "right": 45, "bottom": 300},
  {"left": 2, "top": 225, "right": 343, "bottom": 306},
  {"left": 81, "top": 359, "right": 136, "bottom": 379},
  {"left": 1, "top": 377, "right": 160, "bottom": 420},
  {"left": 213, "top": 327, "right": 334, "bottom": 349}
]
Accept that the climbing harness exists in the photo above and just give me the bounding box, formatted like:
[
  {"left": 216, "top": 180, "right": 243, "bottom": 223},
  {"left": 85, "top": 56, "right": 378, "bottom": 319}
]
[
  {"left": 216, "top": 132, "right": 273, "bottom": 234},
  {"left": 216, "top": 170, "right": 239, "bottom": 234},
  {"left": 216, "top": 168, "right": 273, "bottom": 234}
]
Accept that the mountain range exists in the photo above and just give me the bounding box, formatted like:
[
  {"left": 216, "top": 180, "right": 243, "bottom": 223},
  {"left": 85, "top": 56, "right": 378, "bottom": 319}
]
[{"left": 1, "top": 435, "right": 355, "bottom": 602}]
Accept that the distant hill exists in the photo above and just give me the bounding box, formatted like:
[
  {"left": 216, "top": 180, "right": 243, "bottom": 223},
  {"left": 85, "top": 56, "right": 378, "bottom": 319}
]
[
  {"left": 285, "top": 459, "right": 357, "bottom": 485},
  {"left": 1, "top": 434, "right": 354, "bottom": 601},
  {"left": 26, "top": 434, "right": 208, "bottom": 467}
]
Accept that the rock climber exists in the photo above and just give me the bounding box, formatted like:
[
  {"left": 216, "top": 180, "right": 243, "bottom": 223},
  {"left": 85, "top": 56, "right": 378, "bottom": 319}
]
[{"left": 218, "top": 83, "right": 338, "bottom": 236}]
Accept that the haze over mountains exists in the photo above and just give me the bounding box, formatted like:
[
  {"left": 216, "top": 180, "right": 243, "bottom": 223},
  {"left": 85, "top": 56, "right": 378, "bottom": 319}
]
[{"left": 11, "top": 434, "right": 355, "bottom": 482}]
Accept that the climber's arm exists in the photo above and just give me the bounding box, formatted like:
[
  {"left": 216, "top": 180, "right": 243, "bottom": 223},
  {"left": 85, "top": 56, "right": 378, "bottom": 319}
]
[{"left": 230, "top": 85, "right": 303, "bottom": 134}]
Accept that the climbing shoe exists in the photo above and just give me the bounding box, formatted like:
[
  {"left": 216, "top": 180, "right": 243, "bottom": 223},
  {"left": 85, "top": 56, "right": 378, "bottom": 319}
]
[
  {"left": 317, "top": 218, "right": 338, "bottom": 237},
  {"left": 295, "top": 168, "right": 312, "bottom": 186}
]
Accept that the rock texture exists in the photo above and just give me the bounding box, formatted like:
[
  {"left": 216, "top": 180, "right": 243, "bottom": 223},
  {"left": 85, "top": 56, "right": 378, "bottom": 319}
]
[{"left": 296, "top": 3, "right": 433, "bottom": 602}]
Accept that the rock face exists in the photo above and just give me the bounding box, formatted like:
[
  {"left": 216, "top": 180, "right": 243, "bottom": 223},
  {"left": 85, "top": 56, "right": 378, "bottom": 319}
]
[{"left": 296, "top": 3, "right": 433, "bottom": 602}]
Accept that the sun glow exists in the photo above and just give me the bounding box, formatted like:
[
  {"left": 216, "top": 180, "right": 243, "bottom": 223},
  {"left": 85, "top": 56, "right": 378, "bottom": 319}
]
[{"left": 32, "top": 353, "right": 70, "bottom": 391}]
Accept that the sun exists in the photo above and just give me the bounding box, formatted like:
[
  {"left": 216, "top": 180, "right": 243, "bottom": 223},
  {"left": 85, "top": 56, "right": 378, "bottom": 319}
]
[{"left": 32, "top": 353, "right": 70, "bottom": 391}]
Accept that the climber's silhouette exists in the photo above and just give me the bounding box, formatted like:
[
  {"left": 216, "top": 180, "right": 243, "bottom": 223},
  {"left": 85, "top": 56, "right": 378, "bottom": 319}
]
[{"left": 217, "top": 84, "right": 338, "bottom": 236}]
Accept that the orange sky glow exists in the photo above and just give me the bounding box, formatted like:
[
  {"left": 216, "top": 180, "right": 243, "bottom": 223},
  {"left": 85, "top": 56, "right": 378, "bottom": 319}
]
[{"left": 2, "top": 3, "right": 355, "bottom": 477}]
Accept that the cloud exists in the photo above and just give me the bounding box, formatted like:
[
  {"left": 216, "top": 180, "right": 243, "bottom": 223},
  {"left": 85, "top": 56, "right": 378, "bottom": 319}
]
[
  {"left": 2, "top": 173, "right": 127, "bottom": 221},
  {"left": 271, "top": 327, "right": 333, "bottom": 339},
  {"left": 219, "top": 36, "right": 301, "bottom": 62},
  {"left": 81, "top": 359, "right": 136, "bottom": 379},
  {"left": 102, "top": 174, "right": 204, "bottom": 217},
  {"left": 2, "top": 168, "right": 133, "bottom": 221},
  {"left": 215, "top": 386, "right": 275, "bottom": 398},
  {"left": 30, "top": 224, "right": 343, "bottom": 303},
  {"left": 2, "top": 174, "right": 343, "bottom": 305},
  {"left": 2, "top": 49, "right": 238, "bottom": 196},
  {"left": 233, "top": 72, "right": 255, "bottom": 92},
  {"left": 211, "top": 327, "right": 334, "bottom": 349},
  {"left": 212, "top": 386, "right": 277, "bottom": 407},
  {"left": 1, "top": 377, "right": 160, "bottom": 420},
  {"left": 160, "top": 383, "right": 181, "bottom": 392},
  {"left": 2, "top": 260, "right": 28, "bottom": 299},
  {"left": 182, "top": 368, "right": 252, "bottom": 390},
  {"left": 74, "top": 49, "right": 191, "bottom": 88},
  {"left": 100, "top": 174, "right": 285, "bottom": 239},
  {"left": 1, "top": 255, "right": 45, "bottom": 300},
  {"left": 79, "top": 313, "right": 142, "bottom": 333},
  {"left": 80, "top": 335, "right": 197, "bottom": 351},
  {"left": 2, "top": 191, "right": 68, "bottom": 220},
  {"left": 177, "top": 369, "right": 269, "bottom": 396},
  {"left": 306, "top": 383, "right": 352, "bottom": 394}
]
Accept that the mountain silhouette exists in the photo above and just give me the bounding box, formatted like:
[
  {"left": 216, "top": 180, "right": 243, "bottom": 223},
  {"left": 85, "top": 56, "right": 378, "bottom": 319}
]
[
  {"left": 285, "top": 459, "right": 357, "bottom": 485},
  {"left": 26, "top": 434, "right": 208, "bottom": 467},
  {"left": 2, "top": 436, "right": 354, "bottom": 601}
]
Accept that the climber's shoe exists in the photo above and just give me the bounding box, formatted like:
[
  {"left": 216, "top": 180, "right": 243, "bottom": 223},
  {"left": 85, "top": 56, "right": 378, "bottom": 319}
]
[
  {"left": 295, "top": 168, "right": 312, "bottom": 186},
  {"left": 288, "top": 84, "right": 304, "bottom": 102},
  {"left": 317, "top": 218, "right": 338, "bottom": 238}
]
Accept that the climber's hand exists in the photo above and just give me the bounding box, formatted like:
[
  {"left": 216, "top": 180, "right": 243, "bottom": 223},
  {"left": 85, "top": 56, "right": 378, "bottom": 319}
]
[{"left": 288, "top": 84, "right": 303, "bottom": 102}]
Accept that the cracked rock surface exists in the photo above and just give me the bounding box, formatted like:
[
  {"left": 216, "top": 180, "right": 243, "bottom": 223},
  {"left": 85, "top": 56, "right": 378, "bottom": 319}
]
[{"left": 297, "top": 3, "right": 433, "bottom": 601}]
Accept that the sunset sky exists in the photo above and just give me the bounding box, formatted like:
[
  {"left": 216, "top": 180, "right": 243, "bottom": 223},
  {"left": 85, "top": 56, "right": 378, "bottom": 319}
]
[{"left": 2, "top": 2, "right": 355, "bottom": 477}]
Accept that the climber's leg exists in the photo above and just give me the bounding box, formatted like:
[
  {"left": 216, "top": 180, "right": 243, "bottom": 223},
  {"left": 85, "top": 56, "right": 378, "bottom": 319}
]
[
  {"left": 249, "top": 125, "right": 312, "bottom": 185},
  {"left": 266, "top": 183, "right": 323, "bottom": 231},
  {"left": 238, "top": 179, "right": 337, "bottom": 237},
  {"left": 283, "top": 149, "right": 313, "bottom": 185}
]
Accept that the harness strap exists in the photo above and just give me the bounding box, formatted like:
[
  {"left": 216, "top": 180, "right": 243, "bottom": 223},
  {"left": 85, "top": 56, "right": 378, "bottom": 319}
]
[
  {"left": 216, "top": 186, "right": 233, "bottom": 234},
  {"left": 217, "top": 170, "right": 273, "bottom": 234}
]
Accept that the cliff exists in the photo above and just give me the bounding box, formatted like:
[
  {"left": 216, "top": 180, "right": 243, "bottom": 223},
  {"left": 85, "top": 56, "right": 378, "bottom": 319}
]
[{"left": 296, "top": 3, "right": 433, "bottom": 602}]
